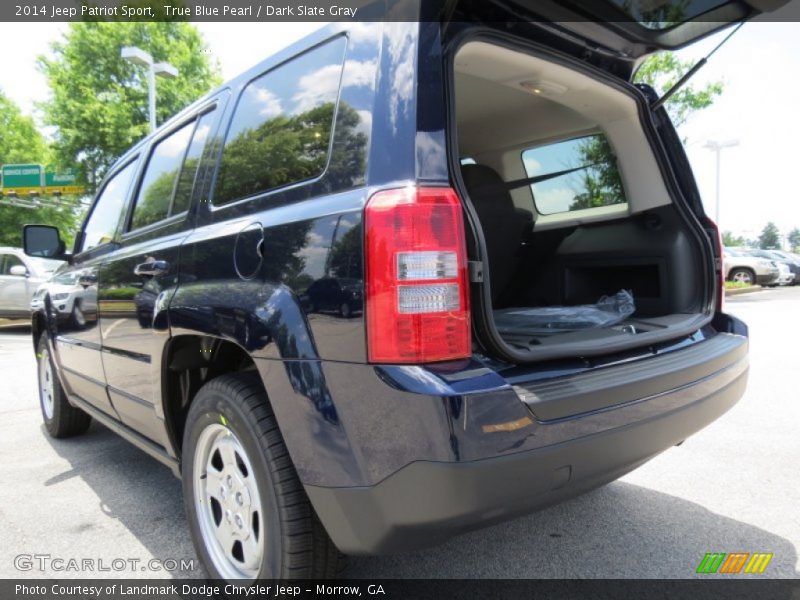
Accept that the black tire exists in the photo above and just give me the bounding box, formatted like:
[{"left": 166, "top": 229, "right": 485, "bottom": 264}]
[
  {"left": 182, "top": 373, "right": 342, "bottom": 580},
  {"left": 729, "top": 268, "right": 755, "bottom": 286},
  {"left": 70, "top": 302, "right": 86, "bottom": 328},
  {"left": 36, "top": 332, "right": 91, "bottom": 438},
  {"left": 339, "top": 302, "right": 352, "bottom": 319}
]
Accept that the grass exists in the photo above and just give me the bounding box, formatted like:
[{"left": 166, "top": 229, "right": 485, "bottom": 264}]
[{"left": 725, "top": 281, "right": 753, "bottom": 290}]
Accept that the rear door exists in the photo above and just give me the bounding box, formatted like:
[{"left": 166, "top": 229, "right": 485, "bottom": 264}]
[{"left": 97, "top": 99, "right": 224, "bottom": 444}]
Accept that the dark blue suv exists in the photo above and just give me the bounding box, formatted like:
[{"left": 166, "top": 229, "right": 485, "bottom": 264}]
[{"left": 24, "top": 1, "right": 773, "bottom": 580}]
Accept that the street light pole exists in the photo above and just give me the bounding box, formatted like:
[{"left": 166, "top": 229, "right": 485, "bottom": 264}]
[
  {"left": 703, "top": 139, "right": 739, "bottom": 226},
  {"left": 121, "top": 46, "right": 179, "bottom": 132}
]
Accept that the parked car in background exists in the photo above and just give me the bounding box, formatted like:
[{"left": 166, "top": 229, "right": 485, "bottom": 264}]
[
  {"left": 744, "top": 248, "right": 799, "bottom": 286},
  {"left": 0, "top": 247, "right": 63, "bottom": 325},
  {"left": 723, "top": 247, "right": 779, "bottom": 286},
  {"left": 304, "top": 277, "right": 363, "bottom": 318},
  {"left": 30, "top": 271, "right": 96, "bottom": 328}
]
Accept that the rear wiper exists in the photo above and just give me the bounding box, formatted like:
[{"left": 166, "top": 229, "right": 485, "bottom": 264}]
[{"left": 651, "top": 22, "right": 743, "bottom": 111}]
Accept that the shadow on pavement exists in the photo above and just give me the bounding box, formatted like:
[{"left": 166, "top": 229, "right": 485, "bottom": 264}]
[
  {"left": 43, "top": 420, "right": 798, "bottom": 579},
  {"left": 343, "top": 481, "right": 798, "bottom": 578},
  {"left": 42, "top": 421, "right": 204, "bottom": 578}
]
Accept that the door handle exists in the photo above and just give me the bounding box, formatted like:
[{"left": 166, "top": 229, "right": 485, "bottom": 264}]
[
  {"left": 77, "top": 274, "right": 97, "bottom": 287},
  {"left": 134, "top": 260, "right": 169, "bottom": 277}
]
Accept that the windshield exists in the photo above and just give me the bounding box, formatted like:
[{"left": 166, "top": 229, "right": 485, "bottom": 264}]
[
  {"left": 53, "top": 272, "right": 79, "bottom": 285},
  {"left": 605, "top": 0, "right": 733, "bottom": 30},
  {"left": 27, "top": 256, "right": 64, "bottom": 274}
]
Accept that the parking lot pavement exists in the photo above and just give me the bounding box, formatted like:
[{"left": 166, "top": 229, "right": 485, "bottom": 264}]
[{"left": 1, "top": 287, "right": 798, "bottom": 579}]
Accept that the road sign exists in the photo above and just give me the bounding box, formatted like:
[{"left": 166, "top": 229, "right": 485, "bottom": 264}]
[
  {"left": 43, "top": 185, "right": 86, "bottom": 195},
  {"left": 44, "top": 168, "right": 78, "bottom": 187},
  {"left": 1, "top": 164, "right": 43, "bottom": 188}
]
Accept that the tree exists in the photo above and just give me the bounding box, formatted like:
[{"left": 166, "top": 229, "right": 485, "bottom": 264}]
[
  {"left": 570, "top": 51, "right": 723, "bottom": 211},
  {"left": 634, "top": 52, "right": 723, "bottom": 127},
  {"left": 38, "top": 21, "right": 219, "bottom": 192},
  {"left": 787, "top": 227, "right": 800, "bottom": 252},
  {"left": 722, "top": 231, "right": 745, "bottom": 247},
  {"left": 0, "top": 89, "right": 83, "bottom": 246},
  {"left": 758, "top": 222, "right": 781, "bottom": 250}
]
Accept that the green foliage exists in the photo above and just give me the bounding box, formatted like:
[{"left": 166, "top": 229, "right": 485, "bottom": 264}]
[
  {"left": 0, "top": 89, "right": 84, "bottom": 246},
  {"left": 38, "top": 21, "right": 219, "bottom": 191},
  {"left": 215, "top": 102, "right": 338, "bottom": 205},
  {"left": 758, "top": 221, "right": 781, "bottom": 250},
  {"left": 722, "top": 231, "right": 745, "bottom": 247},
  {"left": 787, "top": 227, "right": 800, "bottom": 253},
  {"left": 328, "top": 223, "right": 362, "bottom": 280},
  {"left": 569, "top": 136, "right": 626, "bottom": 211},
  {"left": 634, "top": 52, "right": 723, "bottom": 127}
]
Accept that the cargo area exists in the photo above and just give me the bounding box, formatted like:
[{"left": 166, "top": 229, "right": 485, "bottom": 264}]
[{"left": 451, "top": 41, "right": 714, "bottom": 361}]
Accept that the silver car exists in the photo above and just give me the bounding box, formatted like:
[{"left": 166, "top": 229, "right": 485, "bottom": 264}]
[{"left": 0, "top": 247, "right": 64, "bottom": 326}]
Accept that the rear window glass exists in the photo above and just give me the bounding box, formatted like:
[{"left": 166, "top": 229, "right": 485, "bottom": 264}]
[
  {"left": 213, "top": 36, "right": 347, "bottom": 206},
  {"left": 606, "top": 0, "right": 731, "bottom": 29},
  {"left": 521, "top": 134, "right": 627, "bottom": 215}
]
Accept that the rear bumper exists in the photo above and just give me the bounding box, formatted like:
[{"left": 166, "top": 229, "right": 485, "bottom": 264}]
[{"left": 306, "top": 333, "right": 748, "bottom": 555}]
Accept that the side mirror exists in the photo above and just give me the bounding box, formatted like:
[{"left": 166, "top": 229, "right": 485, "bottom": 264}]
[
  {"left": 23, "top": 224, "right": 67, "bottom": 260},
  {"left": 9, "top": 265, "right": 28, "bottom": 277}
]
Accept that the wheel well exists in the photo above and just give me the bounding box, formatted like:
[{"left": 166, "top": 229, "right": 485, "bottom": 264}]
[{"left": 163, "top": 335, "right": 260, "bottom": 458}]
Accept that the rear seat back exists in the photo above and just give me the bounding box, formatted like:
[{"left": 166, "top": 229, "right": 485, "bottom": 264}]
[{"left": 461, "top": 164, "right": 533, "bottom": 304}]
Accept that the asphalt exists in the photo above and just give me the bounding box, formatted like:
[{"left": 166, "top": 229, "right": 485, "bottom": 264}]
[{"left": 0, "top": 287, "right": 797, "bottom": 579}]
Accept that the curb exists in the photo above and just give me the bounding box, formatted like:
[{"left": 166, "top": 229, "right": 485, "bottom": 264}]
[{"left": 725, "top": 285, "right": 762, "bottom": 297}]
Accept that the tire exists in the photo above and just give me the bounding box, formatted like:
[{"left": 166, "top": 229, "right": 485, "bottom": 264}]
[
  {"left": 182, "top": 373, "right": 342, "bottom": 580},
  {"left": 37, "top": 332, "right": 91, "bottom": 438},
  {"left": 70, "top": 302, "right": 86, "bottom": 328},
  {"left": 729, "top": 268, "right": 755, "bottom": 285},
  {"left": 339, "top": 302, "right": 352, "bottom": 319}
]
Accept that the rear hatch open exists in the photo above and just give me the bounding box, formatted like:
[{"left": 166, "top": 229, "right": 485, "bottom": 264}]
[{"left": 442, "top": 0, "right": 784, "bottom": 364}]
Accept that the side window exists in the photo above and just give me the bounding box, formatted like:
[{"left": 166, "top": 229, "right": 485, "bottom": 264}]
[
  {"left": 1, "top": 254, "right": 24, "bottom": 275},
  {"left": 172, "top": 108, "right": 217, "bottom": 215},
  {"left": 213, "top": 36, "right": 347, "bottom": 206},
  {"left": 129, "top": 121, "right": 194, "bottom": 231},
  {"left": 80, "top": 160, "right": 138, "bottom": 253},
  {"left": 521, "top": 134, "right": 627, "bottom": 215}
]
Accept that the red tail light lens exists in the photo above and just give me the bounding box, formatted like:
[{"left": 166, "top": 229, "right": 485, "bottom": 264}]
[{"left": 365, "top": 187, "right": 471, "bottom": 363}]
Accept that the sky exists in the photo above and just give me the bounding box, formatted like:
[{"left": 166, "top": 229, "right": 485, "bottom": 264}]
[{"left": 0, "top": 19, "right": 798, "bottom": 242}]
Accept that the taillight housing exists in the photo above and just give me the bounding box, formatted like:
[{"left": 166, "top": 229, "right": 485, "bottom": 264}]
[{"left": 365, "top": 187, "right": 471, "bottom": 363}]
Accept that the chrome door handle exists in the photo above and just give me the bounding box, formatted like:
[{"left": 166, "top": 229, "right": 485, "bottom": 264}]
[{"left": 134, "top": 260, "right": 169, "bottom": 277}]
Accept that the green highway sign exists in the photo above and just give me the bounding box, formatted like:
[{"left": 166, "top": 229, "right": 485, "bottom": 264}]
[
  {"left": 44, "top": 168, "right": 78, "bottom": 187},
  {"left": 2, "top": 164, "right": 43, "bottom": 188},
  {"left": 1, "top": 164, "right": 86, "bottom": 197}
]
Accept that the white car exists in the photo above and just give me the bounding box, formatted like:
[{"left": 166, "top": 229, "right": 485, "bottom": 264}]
[
  {"left": 0, "top": 247, "right": 64, "bottom": 326},
  {"left": 775, "top": 262, "right": 795, "bottom": 286},
  {"left": 31, "top": 271, "right": 97, "bottom": 329}
]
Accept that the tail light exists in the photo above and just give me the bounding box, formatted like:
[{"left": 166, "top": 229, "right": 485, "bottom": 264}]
[
  {"left": 702, "top": 216, "right": 724, "bottom": 312},
  {"left": 365, "top": 187, "right": 471, "bottom": 363}
]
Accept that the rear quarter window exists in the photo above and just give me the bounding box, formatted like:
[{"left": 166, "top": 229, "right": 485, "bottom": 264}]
[
  {"left": 213, "top": 36, "right": 347, "bottom": 206},
  {"left": 522, "top": 134, "right": 627, "bottom": 215}
]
